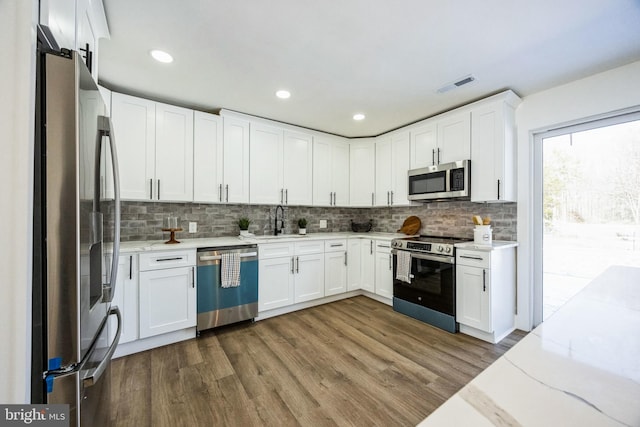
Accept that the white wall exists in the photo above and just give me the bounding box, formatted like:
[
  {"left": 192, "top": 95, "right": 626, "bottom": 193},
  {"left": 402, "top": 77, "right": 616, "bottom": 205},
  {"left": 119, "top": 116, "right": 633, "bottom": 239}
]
[
  {"left": 515, "top": 60, "right": 640, "bottom": 330},
  {"left": 0, "top": 0, "right": 37, "bottom": 403}
]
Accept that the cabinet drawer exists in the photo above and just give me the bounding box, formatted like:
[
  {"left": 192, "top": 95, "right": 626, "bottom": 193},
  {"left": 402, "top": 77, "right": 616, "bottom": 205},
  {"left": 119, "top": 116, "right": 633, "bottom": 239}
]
[
  {"left": 259, "top": 242, "right": 294, "bottom": 259},
  {"left": 294, "top": 240, "right": 324, "bottom": 255},
  {"left": 375, "top": 240, "right": 391, "bottom": 253},
  {"left": 456, "top": 249, "right": 490, "bottom": 268},
  {"left": 139, "top": 250, "right": 196, "bottom": 271},
  {"left": 324, "top": 239, "right": 347, "bottom": 252}
]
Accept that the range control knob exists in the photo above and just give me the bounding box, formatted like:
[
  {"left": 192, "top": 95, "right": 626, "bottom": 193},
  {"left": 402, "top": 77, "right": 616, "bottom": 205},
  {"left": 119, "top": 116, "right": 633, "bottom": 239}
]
[
  {"left": 445, "top": 246, "right": 452, "bottom": 254},
  {"left": 437, "top": 245, "right": 444, "bottom": 252}
]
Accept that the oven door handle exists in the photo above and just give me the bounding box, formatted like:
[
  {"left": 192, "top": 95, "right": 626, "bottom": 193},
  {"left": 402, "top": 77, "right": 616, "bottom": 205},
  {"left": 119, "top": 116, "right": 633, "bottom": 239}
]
[{"left": 393, "top": 249, "right": 454, "bottom": 265}]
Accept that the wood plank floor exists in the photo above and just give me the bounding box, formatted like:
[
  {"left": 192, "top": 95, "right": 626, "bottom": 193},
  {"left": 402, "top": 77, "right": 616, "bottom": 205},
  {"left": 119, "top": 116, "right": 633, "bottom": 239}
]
[{"left": 111, "top": 296, "right": 526, "bottom": 427}]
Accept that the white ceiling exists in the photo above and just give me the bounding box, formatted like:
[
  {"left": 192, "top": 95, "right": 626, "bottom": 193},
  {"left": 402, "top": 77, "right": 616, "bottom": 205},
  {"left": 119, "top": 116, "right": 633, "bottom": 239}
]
[{"left": 98, "top": 0, "right": 640, "bottom": 138}]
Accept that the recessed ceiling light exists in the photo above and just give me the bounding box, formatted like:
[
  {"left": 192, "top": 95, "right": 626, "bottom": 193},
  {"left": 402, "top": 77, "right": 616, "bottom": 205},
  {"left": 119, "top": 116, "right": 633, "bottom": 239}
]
[
  {"left": 150, "top": 49, "right": 173, "bottom": 63},
  {"left": 276, "top": 90, "right": 291, "bottom": 99},
  {"left": 353, "top": 113, "right": 365, "bottom": 121}
]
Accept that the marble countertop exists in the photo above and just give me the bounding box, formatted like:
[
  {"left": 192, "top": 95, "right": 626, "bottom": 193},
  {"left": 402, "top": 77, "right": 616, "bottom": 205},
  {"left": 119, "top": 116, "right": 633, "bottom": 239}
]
[
  {"left": 455, "top": 240, "right": 519, "bottom": 251},
  {"left": 118, "top": 232, "right": 409, "bottom": 253},
  {"left": 418, "top": 265, "right": 640, "bottom": 426}
]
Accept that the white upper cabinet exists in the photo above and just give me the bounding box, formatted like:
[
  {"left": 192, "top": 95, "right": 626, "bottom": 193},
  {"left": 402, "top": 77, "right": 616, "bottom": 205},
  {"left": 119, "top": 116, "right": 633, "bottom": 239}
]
[
  {"left": 111, "top": 93, "right": 193, "bottom": 202},
  {"left": 193, "top": 112, "right": 223, "bottom": 203},
  {"left": 111, "top": 93, "right": 156, "bottom": 201},
  {"left": 250, "top": 122, "right": 313, "bottom": 205},
  {"left": 222, "top": 115, "right": 250, "bottom": 203},
  {"left": 250, "top": 123, "right": 283, "bottom": 204},
  {"left": 155, "top": 102, "right": 194, "bottom": 202},
  {"left": 283, "top": 131, "right": 313, "bottom": 206},
  {"left": 375, "top": 132, "right": 410, "bottom": 206},
  {"left": 470, "top": 91, "right": 521, "bottom": 203},
  {"left": 410, "top": 111, "right": 471, "bottom": 168},
  {"left": 313, "top": 135, "right": 350, "bottom": 206},
  {"left": 40, "top": 0, "right": 109, "bottom": 81},
  {"left": 349, "top": 139, "right": 376, "bottom": 207}
]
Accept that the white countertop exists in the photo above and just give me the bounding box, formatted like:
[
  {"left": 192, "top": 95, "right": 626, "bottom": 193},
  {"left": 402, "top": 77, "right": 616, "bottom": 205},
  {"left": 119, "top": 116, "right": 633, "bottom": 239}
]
[
  {"left": 455, "top": 240, "right": 519, "bottom": 251},
  {"left": 118, "top": 232, "right": 409, "bottom": 253},
  {"left": 419, "top": 265, "right": 640, "bottom": 426}
]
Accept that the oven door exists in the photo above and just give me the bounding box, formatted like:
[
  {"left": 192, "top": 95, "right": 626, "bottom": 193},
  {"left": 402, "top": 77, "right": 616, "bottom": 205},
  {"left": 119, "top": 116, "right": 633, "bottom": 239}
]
[{"left": 392, "top": 251, "right": 455, "bottom": 316}]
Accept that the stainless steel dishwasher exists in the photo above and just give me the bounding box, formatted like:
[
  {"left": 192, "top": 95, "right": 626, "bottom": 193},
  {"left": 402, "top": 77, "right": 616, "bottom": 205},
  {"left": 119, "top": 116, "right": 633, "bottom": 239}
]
[{"left": 196, "top": 245, "right": 258, "bottom": 333}]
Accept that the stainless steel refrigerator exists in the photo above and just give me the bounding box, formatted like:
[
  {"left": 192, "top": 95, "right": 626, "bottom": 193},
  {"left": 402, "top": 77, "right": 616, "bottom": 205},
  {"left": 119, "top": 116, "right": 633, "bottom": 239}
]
[{"left": 32, "top": 46, "right": 122, "bottom": 427}]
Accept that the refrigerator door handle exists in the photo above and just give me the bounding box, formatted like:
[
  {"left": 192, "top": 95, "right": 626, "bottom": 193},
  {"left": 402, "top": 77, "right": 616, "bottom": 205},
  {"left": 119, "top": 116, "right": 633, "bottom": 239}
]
[
  {"left": 82, "top": 306, "right": 122, "bottom": 388},
  {"left": 98, "top": 116, "right": 121, "bottom": 303}
]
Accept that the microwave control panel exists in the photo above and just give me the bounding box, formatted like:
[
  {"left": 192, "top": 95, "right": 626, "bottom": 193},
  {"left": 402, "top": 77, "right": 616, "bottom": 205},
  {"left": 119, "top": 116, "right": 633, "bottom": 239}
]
[{"left": 450, "top": 168, "right": 466, "bottom": 191}]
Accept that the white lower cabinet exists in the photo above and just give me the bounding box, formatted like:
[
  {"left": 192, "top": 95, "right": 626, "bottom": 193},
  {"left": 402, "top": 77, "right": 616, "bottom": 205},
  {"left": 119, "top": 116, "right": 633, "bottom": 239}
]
[
  {"left": 258, "top": 241, "right": 325, "bottom": 311},
  {"left": 346, "top": 239, "right": 362, "bottom": 291},
  {"left": 360, "top": 239, "right": 375, "bottom": 292},
  {"left": 324, "top": 239, "right": 347, "bottom": 296},
  {"left": 138, "top": 250, "right": 196, "bottom": 339},
  {"left": 109, "top": 254, "right": 138, "bottom": 345},
  {"left": 455, "top": 244, "right": 517, "bottom": 343},
  {"left": 374, "top": 241, "right": 393, "bottom": 299}
]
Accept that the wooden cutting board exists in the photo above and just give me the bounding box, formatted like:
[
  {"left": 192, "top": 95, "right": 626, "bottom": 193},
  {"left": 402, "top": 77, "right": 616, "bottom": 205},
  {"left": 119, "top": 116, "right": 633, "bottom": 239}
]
[{"left": 397, "top": 216, "right": 421, "bottom": 235}]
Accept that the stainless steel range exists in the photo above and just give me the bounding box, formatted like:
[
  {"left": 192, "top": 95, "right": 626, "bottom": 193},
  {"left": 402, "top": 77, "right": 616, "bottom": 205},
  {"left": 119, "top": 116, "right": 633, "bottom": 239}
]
[{"left": 391, "top": 235, "right": 470, "bottom": 333}]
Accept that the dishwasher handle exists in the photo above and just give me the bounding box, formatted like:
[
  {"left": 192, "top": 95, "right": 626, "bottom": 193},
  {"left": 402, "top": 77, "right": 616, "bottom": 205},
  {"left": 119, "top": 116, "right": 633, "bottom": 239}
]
[{"left": 199, "top": 252, "right": 258, "bottom": 262}]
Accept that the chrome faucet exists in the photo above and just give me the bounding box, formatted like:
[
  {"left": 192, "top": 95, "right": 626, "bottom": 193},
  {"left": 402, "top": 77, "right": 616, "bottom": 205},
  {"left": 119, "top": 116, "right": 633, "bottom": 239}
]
[{"left": 274, "top": 205, "right": 284, "bottom": 235}]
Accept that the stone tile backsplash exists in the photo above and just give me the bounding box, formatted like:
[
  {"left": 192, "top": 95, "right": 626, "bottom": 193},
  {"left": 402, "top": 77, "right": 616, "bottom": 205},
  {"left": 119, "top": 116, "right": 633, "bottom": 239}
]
[{"left": 113, "top": 201, "right": 516, "bottom": 242}]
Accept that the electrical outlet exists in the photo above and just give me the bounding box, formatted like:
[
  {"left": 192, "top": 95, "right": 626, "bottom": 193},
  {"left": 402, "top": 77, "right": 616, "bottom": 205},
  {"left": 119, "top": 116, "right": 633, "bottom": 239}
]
[
  {"left": 189, "top": 222, "right": 197, "bottom": 233},
  {"left": 319, "top": 219, "right": 327, "bottom": 229}
]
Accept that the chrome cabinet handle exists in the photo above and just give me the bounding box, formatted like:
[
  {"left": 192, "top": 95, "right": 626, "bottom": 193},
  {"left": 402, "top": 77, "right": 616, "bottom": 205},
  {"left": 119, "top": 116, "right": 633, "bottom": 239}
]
[
  {"left": 192, "top": 266, "right": 195, "bottom": 288},
  {"left": 437, "top": 148, "right": 441, "bottom": 164},
  {"left": 285, "top": 189, "right": 288, "bottom": 205},
  {"left": 344, "top": 252, "right": 347, "bottom": 266},
  {"left": 497, "top": 179, "right": 501, "bottom": 200},
  {"left": 225, "top": 184, "right": 229, "bottom": 202},
  {"left": 370, "top": 240, "right": 373, "bottom": 254},
  {"left": 388, "top": 254, "right": 392, "bottom": 270},
  {"left": 157, "top": 257, "right": 183, "bottom": 262},
  {"left": 390, "top": 191, "right": 394, "bottom": 205},
  {"left": 218, "top": 184, "right": 222, "bottom": 202},
  {"left": 482, "top": 269, "right": 486, "bottom": 292},
  {"left": 387, "top": 191, "right": 390, "bottom": 206},
  {"left": 295, "top": 256, "right": 299, "bottom": 273},
  {"left": 149, "top": 178, "right": 153, "bottom": 200},
  {"left": 432, "top": 149, "right": 435, "bottom": 165},
  {"left": 371, "top": 192, "right": 374, "bottom": 206},
  {"left": 280, "top": 188, "right": 284, "bottom": 204},
  {"left": 157, "top": 179, "right": 160, "bottom": 200},
  {"left": 460, "top": 255, "right": 483, "bottom": 261},
  {"left": 129, "top": 255, "right": 132, "bottom": 280}
]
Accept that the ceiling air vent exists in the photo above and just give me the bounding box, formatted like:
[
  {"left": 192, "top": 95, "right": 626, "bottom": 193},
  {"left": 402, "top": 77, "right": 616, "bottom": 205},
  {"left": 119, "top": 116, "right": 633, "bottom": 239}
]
[{"left": 437, "top": 74, "right": 476, "bottom": 94}]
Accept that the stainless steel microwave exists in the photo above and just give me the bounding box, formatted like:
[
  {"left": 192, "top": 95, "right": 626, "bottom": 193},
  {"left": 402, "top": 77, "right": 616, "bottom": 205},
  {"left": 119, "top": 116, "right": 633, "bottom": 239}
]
[{"left": 408, "top": 160, "right": 470, "bottom": 201}]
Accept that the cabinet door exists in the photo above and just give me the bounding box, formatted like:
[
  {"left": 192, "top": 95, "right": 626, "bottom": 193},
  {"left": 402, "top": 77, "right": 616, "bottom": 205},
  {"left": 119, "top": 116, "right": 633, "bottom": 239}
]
[
  {"left": 360, "top": 240, "right": 375, "bottom": 292},
  {"left": 456, "top": 265, "right": 491, "bottom": 332},
  {"left": 258, "top": 257, "right": 294, "bottom": 311},
  {"left": 109, "top": 255, "right": 138, "bottom": 345},
  {"left": 375, "top": 136, "right": 392, "bottom": 207},
  {"left": 349, "top": 141, "right": 375, "bottom": 207},
  {"left": 155, "top": 102, "right": 194, "bottom": 201},
  {"left": 410, "top": 122, "right": 437, "bottom": 168},
  {"left": 76, "top": 4, "right": 97, "bottom": 79},
  {"left": 294, "top": 254, "right": 325, "bottom": 303},
  {"left": 222, "top": 117, "right": 250, "bottom": 203},
  {"left": 250, "top": 123, "right": 283, "bottom": 204},
  {"left": 283, "top": 131, "right": 313, "bottom": 205},
  {"left": 312, "top": 136, "right": 332, "bottom": 206},
  {"left": 438, "top": 112, "right": 470, "bottom": 164},
  {"left": 139, "top": 266, "right": 196, "bottom": 338},
  {"left": 39, "top": 0, "right": 76, "bottom": 50},
  {"left": 391, "top": 131, "right": 410, "bottom": 206},
  {"left": 193, "top": 112, "right": 223, "bottom": 203},
  {"left": 471, "top": 102, "right": 516, "bottom": 202},
  {"left": 111, "top": 93, "right": 156, "bottom": 200},
  {"left": 325, "top": 251, "right": 347, "bottom": 296},
  {"left": 375, "top": 250, "right": 393, "bottom": 299},
  {"left": 347, "top": 239, "right": 361, "bottom": 291},
  {"left": 332, "top": 141, "right": 350, "bottom": 206}
]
